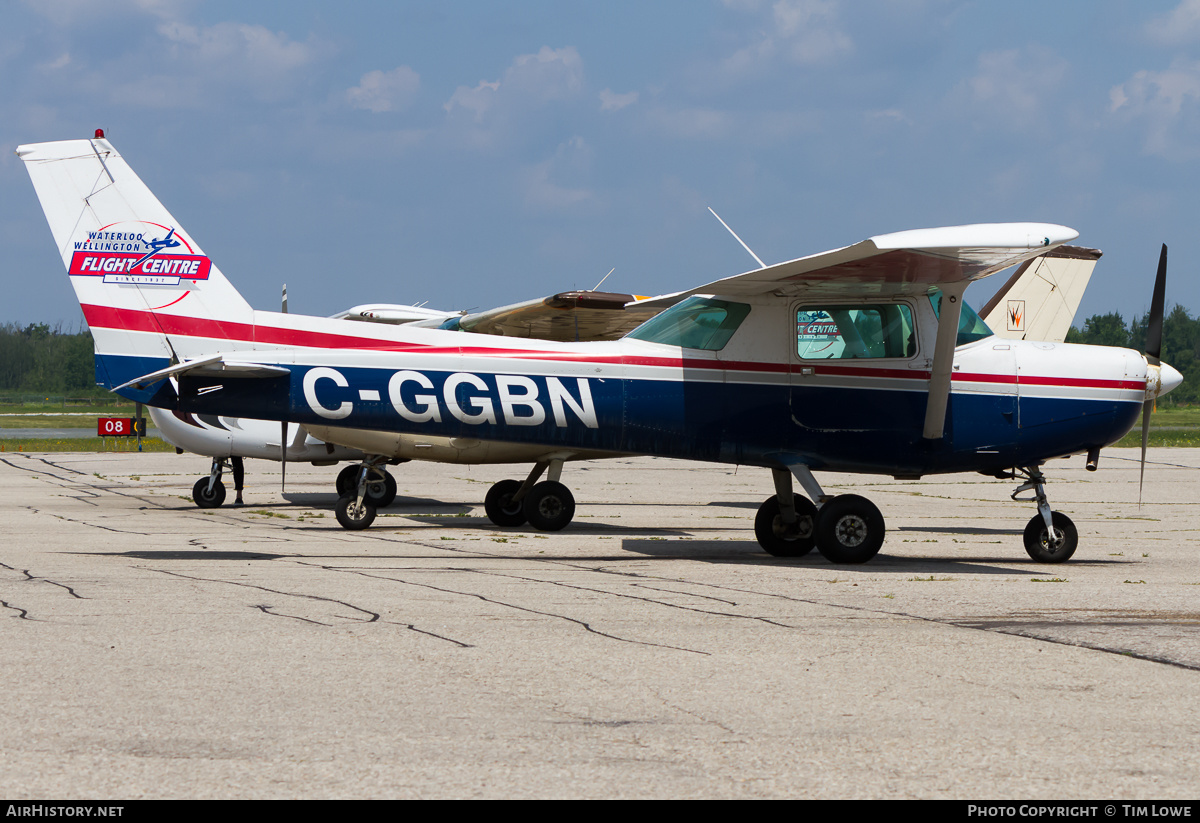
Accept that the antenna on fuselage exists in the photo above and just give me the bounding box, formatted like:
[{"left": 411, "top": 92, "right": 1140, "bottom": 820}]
[
  {"left": 708, "top": 207, "right": 766, "bottom": 270},
  {"left": 282, "top": 284, "right": 288, "bottom": 313}
]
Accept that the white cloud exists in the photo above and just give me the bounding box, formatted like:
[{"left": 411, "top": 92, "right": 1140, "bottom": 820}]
[
  {"left": 158, "top": 21, "right": 319, "bottom": 75},
  {"left": 772, "top": 0, "right": 853, "bottom": 64},
  {"left": 1110, "top": 59, "right": 1200, "bottom": 158},
  {"left": 21, "top": 0, "right": 187, "bottom": 24},
  {"left": 957, "top": 45, "right": 1069, "bottom": 130},
  {"left": 83, "top": 20, "right": 330, "bottom": 107},
  {"left": 599, "top": 88, "right": 638, "bottom": 112},
  {"left": 444, "top": 80, "right": 501, "bottom": 122},
  {"left": 1145, "top": 0, "right": 1200, "bottom": 45},
  {"left": 445, "top": 46, "right": 584, "bottom": 121},
  {"left": 346, "top": 67, "right": 420, "bottom": 113},
  {"left": 719, "top": 0, "right": 852, "bottom": 77},
  {"left": 521, "top": 136, "right": 594, "bottom": 210}
]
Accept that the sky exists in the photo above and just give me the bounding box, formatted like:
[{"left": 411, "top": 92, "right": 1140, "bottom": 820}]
[{"left": 4, "top": 0, "right": 1200, "bottom": 329}]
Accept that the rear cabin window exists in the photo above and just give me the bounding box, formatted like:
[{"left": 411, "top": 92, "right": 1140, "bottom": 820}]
[
  {"left": 626, "top": 296, "right": 751, "bottom": 351},
  {"left": 796, "top": 304, "right": 917, "bottom": 360}
]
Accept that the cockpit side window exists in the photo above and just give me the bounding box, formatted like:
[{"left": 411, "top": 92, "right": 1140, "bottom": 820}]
[
  {"left": 796, "top": 304, "right": 917, "bottom": 360},
  {"left": 626, "top": 296, "right": 751, "bottom": 351}
]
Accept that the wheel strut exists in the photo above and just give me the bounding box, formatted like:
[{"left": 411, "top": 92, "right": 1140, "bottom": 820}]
[{"left": 1011, "top": 466, "right": 1078, "bottom": 563}]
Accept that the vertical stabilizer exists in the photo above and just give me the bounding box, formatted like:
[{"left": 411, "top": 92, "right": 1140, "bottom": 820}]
[
  {"left": 980, "top": 245, "right": 1101, "bottom": 343},
  {"left": 17, "top": 136, "right": 255, "bottom": 399}
]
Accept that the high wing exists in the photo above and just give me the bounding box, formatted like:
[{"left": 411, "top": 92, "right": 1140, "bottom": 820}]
[
  {"left": 979, "top": 244, "right": 1101, "bottom": 343},
  {"left": 641, "top": 223, "right": 1078, "bottom": 306},
  {"left": 637, "top": 222, "right": 1078, "bottom": 440}
]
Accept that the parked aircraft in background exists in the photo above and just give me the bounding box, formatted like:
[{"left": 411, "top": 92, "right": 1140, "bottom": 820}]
[
  {"left": 19, "top": 133, "right": 1182, "bottom": 564},
  {"left": 153, "top": 289, "right": 660, "bottom": 508}
]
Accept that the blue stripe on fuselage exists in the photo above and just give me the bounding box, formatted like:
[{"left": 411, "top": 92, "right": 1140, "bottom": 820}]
[{"left": 175, "top": 362, "right": 1141, "bottom": 476}]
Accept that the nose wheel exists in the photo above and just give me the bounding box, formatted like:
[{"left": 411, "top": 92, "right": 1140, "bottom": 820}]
[
  {"left": 335, "top": 463, "right": 396, "bottom": 507},
  {"left": 1012, "top": 467, "right": 1078, "bottom": 564}
]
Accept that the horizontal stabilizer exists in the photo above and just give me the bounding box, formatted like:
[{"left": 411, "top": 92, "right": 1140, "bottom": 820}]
[{"left": 114, "top": 356, "right": 291, "bottom": 392}]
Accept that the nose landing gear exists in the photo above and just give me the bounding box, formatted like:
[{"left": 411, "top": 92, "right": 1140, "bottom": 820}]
[{"left": 1012, "top": 467, "right": 1077, "bottom": 563}]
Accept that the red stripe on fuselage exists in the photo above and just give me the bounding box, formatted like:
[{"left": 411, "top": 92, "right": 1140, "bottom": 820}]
[{"left": 82, "top": 304, "right": 1144, "bottom": 392}]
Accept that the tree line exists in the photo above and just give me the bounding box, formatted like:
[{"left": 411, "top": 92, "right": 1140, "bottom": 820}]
[
  {"left": 1065, "top": 305, "right": 1199, "bottom": 405},
  {"left": 0, "top": 323, "right": 99, "bottom": 395},
  {"left": 2, "top": 310, "right": 1197, "bottom": 404}
]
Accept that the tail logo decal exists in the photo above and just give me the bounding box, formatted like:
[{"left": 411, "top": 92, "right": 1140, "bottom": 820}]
[
  {"left": 68, "top": 221, "right": 211, "bottom": 285},
  {"left": 1006, "top": 300, "right": 1025, "bottom": 332}
]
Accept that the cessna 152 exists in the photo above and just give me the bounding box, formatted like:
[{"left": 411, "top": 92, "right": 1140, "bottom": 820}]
[
  {"left": 18, "top": 133, "right": 1182, "bottom": 564},
  {"left": 157, "top": 244, "right": 1099, "bottom": 511}
]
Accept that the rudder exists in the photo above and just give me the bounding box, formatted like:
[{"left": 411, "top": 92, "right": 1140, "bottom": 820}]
[{"left": 17, "top": 134, "right": 255, "bottom": 400}]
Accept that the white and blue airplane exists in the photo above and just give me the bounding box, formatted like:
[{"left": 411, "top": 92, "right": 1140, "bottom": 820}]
[{"left": 18, "top": 133, "right": 1183, "bottom": 564}]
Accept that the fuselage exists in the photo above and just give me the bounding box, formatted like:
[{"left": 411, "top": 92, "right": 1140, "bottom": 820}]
[{"left": 145, "top": 292, "right": 1147, "bottom": 477}]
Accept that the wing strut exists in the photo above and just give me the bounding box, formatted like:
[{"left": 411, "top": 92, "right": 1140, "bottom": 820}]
[{"left": 922, "top": 283, "right": 966, "bottom": 440}]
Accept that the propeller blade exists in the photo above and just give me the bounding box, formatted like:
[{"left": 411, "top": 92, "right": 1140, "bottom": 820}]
[
  {"left": 1145, "top": 244, "right": 1167, "bottom": 365},
  {"left": 1139, "top": 398, "right": 1153, "bottom": 506},
  {"left": 279, "top": 422, "right": 286, "bottom": 494},
  {"left": 1139, "top": 244, "right": 1167, "bottom": 506}
]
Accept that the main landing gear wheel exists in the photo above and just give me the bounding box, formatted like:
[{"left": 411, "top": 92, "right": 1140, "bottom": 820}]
[
  {"left": 335, "top": 465, "right": 357, "bottom": 496},
  {"left": 523, "top": 481, "right": 575, "bottom": 532},
  {"left": 336, "top": 495, "right": 376, "bottom": 530},
  {"left": 193, "top": 477, "right": 226, "bottom": 509},
  {"left": 815, "top": 494, "right": 885, "bottom": 564},
  {"left": 754, "top": 494, "right": 817, "bottom": 557},
  {"left": 335, "top": 465, "right": 396, "bottom": 507},
  {"left": 484, "top": 479, "right": 527, "bottom": 527},
  {"left": 1023, "top": 511, "right": 1077, "bottom": 564}
]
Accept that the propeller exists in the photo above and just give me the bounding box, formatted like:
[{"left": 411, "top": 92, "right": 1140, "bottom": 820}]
[
  {"left": 279, "top": 422, "right": 286, "bottom": 494},
  {"left": 1140, "top": 245, "right": 1168, "bottom": 504}
]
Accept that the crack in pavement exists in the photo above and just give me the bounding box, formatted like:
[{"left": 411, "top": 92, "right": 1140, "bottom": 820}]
[
  {"left": 564, "top": 565, "right": 1200, "bottom": 672},
  {"left": 1, "top": 600, "right": 31, "bottom": 620},
  {"left": 0, "top": 561, "right": 86, "bottom": 600},
  {"left": 148, "top": 568, "right": 381, "bottom": 623},
  {"left": 453, "top": 567, "right": 798, "bottom": 629},
  {"left": 304, "top": 561, "right": 708, "bottom": 655}
]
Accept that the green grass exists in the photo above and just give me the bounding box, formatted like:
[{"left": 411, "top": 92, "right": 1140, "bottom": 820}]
[
  {"left": 0, "top": 399, "right": 141, "bottom": 429},
  {"left": 0, "top": 437, "right": 176, "bottom": 453},
  {"left": 1114, "top": 406, "right": 1200, "bottom": 447}
]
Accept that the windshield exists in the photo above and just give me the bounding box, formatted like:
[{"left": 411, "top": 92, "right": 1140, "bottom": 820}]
[
  {"left": 929, "top": 290, "right": 994, "bottom": 346},
  {"left": 626, "top": 296, "right": 751, "bottom": 351}
]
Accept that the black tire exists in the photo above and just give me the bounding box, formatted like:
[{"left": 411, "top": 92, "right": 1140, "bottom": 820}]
[
  {"left": 337, "top": 466, "right": 396, "bottom": 507},
  {"left": 193, "top": 477, "right": 226, "bottom": 509},
  {"left": 336, "top": 495, "right": 376, "bottom": 530},
  {"left": 754, "top": 494, "right": 817, "bottom": 557},
  {"left": 523, "top": 481, "right": 576, "bottom": 532},
  {"left": 484, "top": 479, "right": 527, "bottom": 527},
  {"left": 1023, "top": 511, "right": 1078, "bottom": 563},
  {"left": 815, "top": 494, "right": 885, "bottom": 564},
  {"left": 335, "top": 465, "right": 358, "bottom": 497},
  {"left": 366, "top": 471, "right": 397, "bottom": 508}
]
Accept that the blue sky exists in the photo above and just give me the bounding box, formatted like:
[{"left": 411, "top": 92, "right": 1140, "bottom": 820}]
[{"left": 4, "top": 0, "right": 1200, "bottom": 329}]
